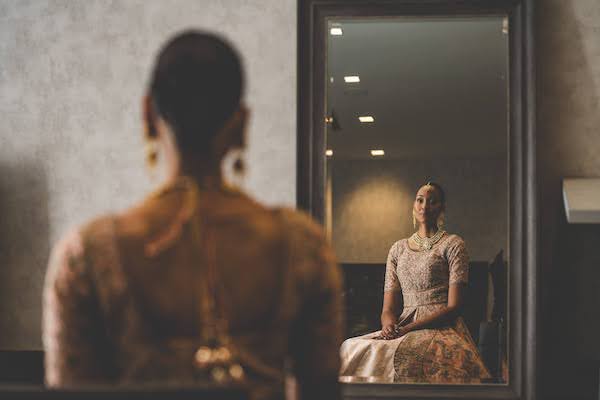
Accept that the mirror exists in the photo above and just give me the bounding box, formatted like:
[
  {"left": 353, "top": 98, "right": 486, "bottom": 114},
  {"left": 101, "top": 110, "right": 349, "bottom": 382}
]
[
  {"left": 325, "top": 16, "right": 509, "bottom": 385},
  {"left": 298, "top": 0, "right": 538, "bottom": 398}
]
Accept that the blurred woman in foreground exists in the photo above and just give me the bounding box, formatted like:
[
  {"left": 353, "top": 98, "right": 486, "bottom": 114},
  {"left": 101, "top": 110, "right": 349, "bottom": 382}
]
[{"left": 43, "top": 31, "right": 343, "bottom": 400}]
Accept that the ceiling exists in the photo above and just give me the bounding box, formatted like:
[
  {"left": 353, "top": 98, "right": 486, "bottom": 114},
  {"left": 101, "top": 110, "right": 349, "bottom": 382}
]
[{"left": 326, "top": 17, "right": 509, "bottom": 160}]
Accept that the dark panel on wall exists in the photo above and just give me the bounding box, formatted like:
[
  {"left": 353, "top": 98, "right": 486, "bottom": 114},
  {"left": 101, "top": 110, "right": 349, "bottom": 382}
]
[
  {"left": 0, "top": 162, "right": 49, "bottom": 350},
  {"left": 0, "top": 351, "right": 44, "bottom": 385},
  {"left": 538, "top": 1, "right": 600, "bottom": 399}
]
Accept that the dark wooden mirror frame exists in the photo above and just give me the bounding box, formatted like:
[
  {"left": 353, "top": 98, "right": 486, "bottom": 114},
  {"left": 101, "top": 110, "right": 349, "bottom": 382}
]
[{"left": 297, "top": 0, "right": 537, "bottom": 399}]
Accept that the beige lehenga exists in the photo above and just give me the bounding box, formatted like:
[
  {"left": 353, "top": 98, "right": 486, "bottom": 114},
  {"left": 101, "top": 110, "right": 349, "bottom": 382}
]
[{"left": 340, "top": 234, "right": 491, "bottom": 383}]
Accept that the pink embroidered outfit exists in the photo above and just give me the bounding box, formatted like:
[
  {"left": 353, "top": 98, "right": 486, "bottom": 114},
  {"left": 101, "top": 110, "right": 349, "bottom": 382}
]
[{"left": 340, "top": 234, "right": 491, "bottom": 383}]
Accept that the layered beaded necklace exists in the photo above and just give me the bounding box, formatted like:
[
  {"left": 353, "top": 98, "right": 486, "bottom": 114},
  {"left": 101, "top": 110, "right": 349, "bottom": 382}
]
[{"left": 410, "top": 229, "right": 446, "bottom": 251}]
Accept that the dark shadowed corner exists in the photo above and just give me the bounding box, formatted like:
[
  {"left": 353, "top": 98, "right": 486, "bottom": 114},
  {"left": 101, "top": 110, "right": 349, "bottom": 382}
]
[
  {"left": 0, "top": 160, "right": 48, "bottom": 384},
  {"left": 537, "top": 1, "right": 600, "bottom": 399}
]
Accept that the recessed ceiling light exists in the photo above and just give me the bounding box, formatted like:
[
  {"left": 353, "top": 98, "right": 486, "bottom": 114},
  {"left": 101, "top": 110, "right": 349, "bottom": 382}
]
[
  {"left": 326, "top": 149, "right": 333, "bottom": 157},
  {"left": 330, "top": 27, "right": 343, "bottom": 36},
  {"left": 359, "top": 116, "right": 375, "bottom": 123},
  {"left": 344, "top": 76, "right": 360, "bottom": 83},
  {"left": 371, "top": 149, "right": 385, "bottom": 156}
]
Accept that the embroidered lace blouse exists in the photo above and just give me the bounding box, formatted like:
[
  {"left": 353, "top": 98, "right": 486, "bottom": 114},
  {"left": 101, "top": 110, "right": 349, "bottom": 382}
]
[{"left": 383, "top": 234, "right": 469, "bottom": 319}]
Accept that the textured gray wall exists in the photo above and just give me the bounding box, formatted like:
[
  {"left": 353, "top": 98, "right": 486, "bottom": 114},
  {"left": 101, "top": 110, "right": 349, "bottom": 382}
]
[
  {"left": 537, "top": 1, "right": 600, "bottom": 398},
  {"left": 0, "top": 0, "right": 295, "bottom": 350},
  {"left": 330, "top": 158, "right": 507, "bottom": 263}
]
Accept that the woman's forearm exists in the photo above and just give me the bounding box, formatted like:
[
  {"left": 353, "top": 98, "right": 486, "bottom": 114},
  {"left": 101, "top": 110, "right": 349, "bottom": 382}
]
[
  {"left": 403, "top": 306, "right": 460, "bottom": 332},
  {"left": 381, "top": 310, "right": 396, "bottom": 325},
  {"left": 381, "top": 290, "right": 401, "bottom": 326}
]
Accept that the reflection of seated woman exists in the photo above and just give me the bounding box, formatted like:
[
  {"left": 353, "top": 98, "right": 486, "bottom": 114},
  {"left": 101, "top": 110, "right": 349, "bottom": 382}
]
[{"left": 340, "top": 182, "right": 490, "bottom": 383}]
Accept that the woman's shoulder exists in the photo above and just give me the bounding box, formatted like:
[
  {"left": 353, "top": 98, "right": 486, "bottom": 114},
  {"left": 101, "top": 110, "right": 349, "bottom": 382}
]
[
  {"left": 46, "top": 214, "right": 117, "bottom": 284},
  {"left": 443, "top": 233, "right": 466, "bottom": 246},
  {"left": 439, "top": 233, "right": 467, "bottom": 254},
  {"left": 270, "top": 208, "right": 338, "bottom": 284},
  {"left": 65, "top": 214, "right": 123, "bottom": 268},
  {"left": 387, "top": 238, "right": 408, "bottom": 259},
  {"left": 54, "top": 214, "right": 117, "bottom": 252},
  {"left": 52, "top": 196, "right": 159, "bottom": 266},
  {"left": 392, "top": 238, "right": 408, "bottom": 251},
  {"left": 273, "top": 207, "right": 327, "bottom": 244}
]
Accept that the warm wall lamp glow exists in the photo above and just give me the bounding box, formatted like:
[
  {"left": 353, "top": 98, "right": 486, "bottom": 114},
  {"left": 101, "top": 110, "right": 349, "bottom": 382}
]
[
  {"left": 359, "top": 116, "right": 375, "bottom": 123},
  {"left": 371, "top": 149, "right": 385, "bottom": 156},
  {"left": 344, "top": 76, "right": 360, "bottom": 83},
  {"left": 326, "top": 149, "right": 333, "bottom": 157},
  {"left": 330, "top": 27, "right": 343, "bottom": 36}
]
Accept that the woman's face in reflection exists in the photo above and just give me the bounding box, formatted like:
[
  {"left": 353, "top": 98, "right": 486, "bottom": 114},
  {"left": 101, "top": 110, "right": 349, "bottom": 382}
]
[{"left": 413, "top": 185, "right": 444, "bottom": 227}]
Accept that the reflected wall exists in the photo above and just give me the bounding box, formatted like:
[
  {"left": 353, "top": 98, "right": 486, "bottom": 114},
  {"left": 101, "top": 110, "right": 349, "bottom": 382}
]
[{"left": 330, "top": 157, "right": 507, "bottom": 263}]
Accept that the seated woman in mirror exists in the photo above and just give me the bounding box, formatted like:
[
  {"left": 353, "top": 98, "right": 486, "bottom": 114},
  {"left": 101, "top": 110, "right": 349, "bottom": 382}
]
[{"left": 340, "top": 182, "right": 490, "bottom": 383}]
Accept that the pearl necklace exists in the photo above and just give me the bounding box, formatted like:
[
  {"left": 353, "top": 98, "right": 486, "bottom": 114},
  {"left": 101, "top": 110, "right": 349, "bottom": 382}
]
[{"left": 411, "top": 230, "right": 446, "bottom": 251}]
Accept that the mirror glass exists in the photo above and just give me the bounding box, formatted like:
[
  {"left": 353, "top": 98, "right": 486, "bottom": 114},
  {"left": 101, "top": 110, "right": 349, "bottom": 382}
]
[{"left": 325, "top": 17, "right": 509, "bottom": 384}]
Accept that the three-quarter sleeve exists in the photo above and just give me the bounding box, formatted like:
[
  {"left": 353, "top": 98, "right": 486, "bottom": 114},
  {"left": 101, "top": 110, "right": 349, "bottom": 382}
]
[
  {"left": 447, "top": 237, "right": 469, "bottom": 285},
  {"left": 384, "top": 242, "right": 401, "bottom": 292},
  {"left": 43, "top": 229, "right": 113, "bottom": 386}
]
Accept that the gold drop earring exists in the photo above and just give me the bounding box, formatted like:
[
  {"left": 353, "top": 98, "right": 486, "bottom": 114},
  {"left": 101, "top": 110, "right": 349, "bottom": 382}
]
[{"left": 412, "top": 210, "right": 417, "bottom": 230}]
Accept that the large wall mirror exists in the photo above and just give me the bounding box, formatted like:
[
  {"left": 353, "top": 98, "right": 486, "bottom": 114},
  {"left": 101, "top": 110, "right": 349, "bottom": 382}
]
[{"left": 298, "top": 1, "right": 537, "bottom": 399}]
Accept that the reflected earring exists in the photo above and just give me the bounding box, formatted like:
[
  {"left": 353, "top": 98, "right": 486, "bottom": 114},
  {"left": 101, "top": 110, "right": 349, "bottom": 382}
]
[
  {"left": 412, "top": 210, "right": 417, "bottom": 230},
  {"left": 437, "top": 212, "right": 445, "bottom": 230}
]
